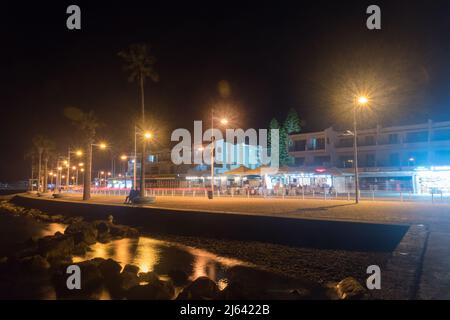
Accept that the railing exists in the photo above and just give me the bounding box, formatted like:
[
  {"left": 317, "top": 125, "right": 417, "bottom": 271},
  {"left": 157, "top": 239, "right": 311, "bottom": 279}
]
[{"left": 66, "top": 187, "right": 450, "bottom": 203}]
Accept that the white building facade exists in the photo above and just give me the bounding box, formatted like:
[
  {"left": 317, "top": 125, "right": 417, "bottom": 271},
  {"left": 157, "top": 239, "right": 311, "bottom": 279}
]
[{"left": 289, "top": 120, "right": 450, "bottom": 194}]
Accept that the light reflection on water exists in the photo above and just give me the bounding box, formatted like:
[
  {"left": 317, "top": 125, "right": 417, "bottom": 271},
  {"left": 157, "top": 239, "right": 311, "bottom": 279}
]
[{"left": 73, "top": 237, "right": 250, "bottom": 284}]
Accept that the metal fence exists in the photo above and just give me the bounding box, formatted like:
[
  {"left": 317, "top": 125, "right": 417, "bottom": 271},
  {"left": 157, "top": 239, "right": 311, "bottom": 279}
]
[{"left": 67, "top": 187, "right": 450, "bottom": 203}]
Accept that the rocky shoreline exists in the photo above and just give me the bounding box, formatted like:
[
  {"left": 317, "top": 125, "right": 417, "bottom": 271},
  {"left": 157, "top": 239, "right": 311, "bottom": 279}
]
[{"left": 0, "top": 199, "right": 370, "bottom": 300}]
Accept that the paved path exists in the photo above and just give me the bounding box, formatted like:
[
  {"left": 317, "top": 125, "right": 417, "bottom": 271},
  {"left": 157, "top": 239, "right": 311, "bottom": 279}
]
[{"left": 20, "top": 193, "right": 450, "bottom": 299}]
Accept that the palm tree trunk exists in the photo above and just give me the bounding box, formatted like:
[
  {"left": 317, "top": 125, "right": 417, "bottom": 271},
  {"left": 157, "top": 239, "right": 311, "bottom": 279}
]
[
  {"left": 83, "top": 143, "right": 92, "bottom": 200},
  {"left": 30, "top": 154, "right": 35, "bottom": 191},
  {"left": 38, "top": 150, "right": 42, "bottom": 192},
  {"left": 43, "top": 157, "right": 49, "bottom": 192}
]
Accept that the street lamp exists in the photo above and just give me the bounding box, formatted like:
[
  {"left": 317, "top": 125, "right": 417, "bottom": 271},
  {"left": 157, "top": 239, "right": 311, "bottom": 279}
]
[
  {"left": 66, "top": 148, "right": 83, "bottom": 188},
  {"left": 353, "top": 95, "right": 369, "bottom": 204},
  {"left": 133, "top": 126, "right": 153, "bottom": 195},
  {"left": 209, "top": 108, "right": 229, "bottom": 199},
  {"left": 86, "top": 143, "right": 107, "bottom": 195}
]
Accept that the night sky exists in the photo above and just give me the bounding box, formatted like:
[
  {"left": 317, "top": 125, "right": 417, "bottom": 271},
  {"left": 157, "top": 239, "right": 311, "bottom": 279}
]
[{"left": 2, "top": 0, "right": 450, "bottom": 181}]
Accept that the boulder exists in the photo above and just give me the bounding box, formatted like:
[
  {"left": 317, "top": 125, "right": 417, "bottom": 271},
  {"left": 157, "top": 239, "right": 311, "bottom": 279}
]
[
  {"left": 138, "top": 271, "right": 160, "bottom": 284},
  {"left": 336, "top": 277, "right": 367, "bottom": 300},
  {"left": 119, "top": 270, "right": 140, "bottom": 291},
  {"left": 168, "top": 269, "right": 189, "bottom": 286},
  {"left": 63, "top": 216, "right": 84, "bottom": 225},
  {"left": 98, "top": 259, "right": 122, "bottom": 280},
  {"left": 109, "top": 224, "right": 139, "bottom": 239},
  {"left": 18, "top": 255, "right": 50, "bottom": 274},
  {"left": 123, "top": 264, "right": 140, "bottom": 275},
  {"left": 72, "top": 242, "right": 91, "bottom": 256},
  {"left": 95, "top": 221, "right": 110, "bottom": 235},
  {"left": 52, "top": 258, "right": 105, "bottom": 299},
  {"left": 177, "top": 277, "right": 220, "bottom": 300},
  {"left": 37, "top": 233, "right": 75, "bottom": 259},
  {"left": 64, "top": 221, "right": 98, "bottom": 245},
  {"left": 125, "top": 279, "right": 175, "bottom": 300}
]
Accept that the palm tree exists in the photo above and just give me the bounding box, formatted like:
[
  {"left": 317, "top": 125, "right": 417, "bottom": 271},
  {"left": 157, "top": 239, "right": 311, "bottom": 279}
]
[
  {"left": 42, "top": 140, "right": 56, "bottom": 192},
  {"left": 24, "top": 148, "right": 37, "bottom": 191},
  {"left": 65, "top": 107, "right": 101, "bottom": 200},
  {"left": 32, "top": 134, "right": 54, "bottom": 192},
  {"left": 119, "top": 43, "right": 159, "bottom": 197}
]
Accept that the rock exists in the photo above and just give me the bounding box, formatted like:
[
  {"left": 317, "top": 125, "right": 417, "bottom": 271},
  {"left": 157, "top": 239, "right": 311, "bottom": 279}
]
[
  {"left": 63, "top": 216, "right": 84, "bottom": 224},
  {"left": 35, "top": 214, "right": 51, "bottom": 222},
  {"left": 77, "top": 259, "right": 105, "bottom": 292},
  {"left": 54, "top": 259, "right": 104, "bottom": 298},
  {"left": 37, "top": 233, "right": 75, "bottom": 259},
  {"left": 98, "top": 259, "right": 122, "bottom": 280},
  {"left": 72, "top": 242, "right": 90, "bottom": 255},
  {"left": 19, "top": 255, "right": 50, "bottom": 274},
  {"left": 168, "top": 269, "right": 189, "bottom": 286},
  {"left": 49, "top": 214, "right": 64, "bottom": 222},
  {"left": 95, "top": 221, "right": 110, "bottom": 235},
  {"left": 64, "top": 221, "right": 98, "bottom": 245},
  {"left": 336, "top": 277, "right": 367, "bottom": 300},
  {"left": 123, "top": 264, "right": 140, "bottom": 275},
  {"left": 109, "top": 224, "right": 139, "bottom": 239},
  {"left": 219, "top": 281, "right": 249, "bottom": 300},
  {"left": 119, "top": 270, "right": 140, "bottom": 291},
  {"left": 125, "top": 279, "right": 175, "bottom": 300},
  {"left": 177, "top": 276, "right": 220, "bottom": 300},
  {"left": 138, "top": 271, "right": 160, "bottom": 284}
]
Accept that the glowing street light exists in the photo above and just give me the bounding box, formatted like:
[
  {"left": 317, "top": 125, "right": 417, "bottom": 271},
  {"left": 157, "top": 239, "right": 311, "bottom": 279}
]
[
  {"left": 353, "top": 95, "right": 371, "bottom": 204},
  {"left": 357, "top": 96, "right": 369, "bottom": 105},
  {"left": 209, "top": 109, "right": 229, "bottom": 199},
  {"left": 144, "top": 132, "right": 152, "bottom": 140}
]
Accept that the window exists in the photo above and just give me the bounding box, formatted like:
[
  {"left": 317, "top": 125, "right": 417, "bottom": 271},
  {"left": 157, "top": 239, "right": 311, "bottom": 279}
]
[
  {"left": 407, "top": 152, "right": 428, "bottom": 166},
  {"left": 366, "top": 154, "right": 376, "bottom": 167},
  {"left": 363, "top": 135, "right": 375, "bottom": 146},
  {"left": 405, "top": 131, "right": 428, "bottom": 143},
  {"left": 313, "top": 156, "right": 330, "bottom": 166},
  {"left": 388, "top": 134, "right": 398, "bottom": 144},
  {"left": 338, "top": 156, "right": 354, "bottom": 168},
  {"left": 389, "top": 153, "right": 400, "bottom": 166},
  {"left": 291, "top": 140, "right": 306, "bottom": 151},
  {"left": 316, "top": 138, "right": 325, "bottom": 150},
  {"left": 433, "top": 129, "right": 450, "bottom": 141},
  {"left": 435, "top": 150, "right": 450, "bottom": 165},
  {"left": 294, "top": 157, "right": 305, "bottom": 166},
  {"left": 338, "top": 138, "right": 353, "bottom": 148},
  {"left": 308, "top": 137, "right": 325, "bottom": 150}
]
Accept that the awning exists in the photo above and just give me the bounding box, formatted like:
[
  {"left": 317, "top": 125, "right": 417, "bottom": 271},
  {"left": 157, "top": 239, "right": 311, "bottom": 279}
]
[{"left": 223, "top": 165, "right": 253, "bottom": 175}]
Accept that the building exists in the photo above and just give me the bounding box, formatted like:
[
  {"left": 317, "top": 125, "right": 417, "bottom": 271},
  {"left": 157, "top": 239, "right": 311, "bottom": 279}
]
[
  {"left": 289, "top": 120, "right": 450, "bottom": 194},
  {"left": 108, "top": 139, "right": 265, "bottom": 189}
]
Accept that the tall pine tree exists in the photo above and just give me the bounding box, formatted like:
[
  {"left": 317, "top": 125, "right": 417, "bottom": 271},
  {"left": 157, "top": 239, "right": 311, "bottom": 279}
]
[{"left": 283, "top": 108, "right": 302, "bottom": 134}]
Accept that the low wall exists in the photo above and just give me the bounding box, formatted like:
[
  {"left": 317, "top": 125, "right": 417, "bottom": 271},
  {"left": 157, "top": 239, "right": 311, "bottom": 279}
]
[{"left": 11, "top": 194, "right": 409, "bottom": 252}]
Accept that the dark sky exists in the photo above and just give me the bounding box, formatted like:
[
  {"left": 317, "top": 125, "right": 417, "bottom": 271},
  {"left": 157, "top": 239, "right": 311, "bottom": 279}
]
[{"left": 2, "top": 0, "right": 450, "bottom": 181}]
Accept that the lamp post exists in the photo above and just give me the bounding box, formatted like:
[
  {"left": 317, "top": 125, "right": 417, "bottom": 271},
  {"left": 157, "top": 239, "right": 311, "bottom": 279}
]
[
  {"left": 209, "top": 109, "right": 228, "bottom": 199},
  {"left": 84, "top": 143, "right": 106, "bottom": 199},
  {"left": 66, "top": 148, "right": 83, "bottom": 188},
  {"left": 120, "top": 155, "right": 128, "bottom": 188},
  {"left": 353, "top": 96, "right": 369, "bottom": 204},
  {"left": 132, "top": 126, "right": 152, "bottom": 195}
]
